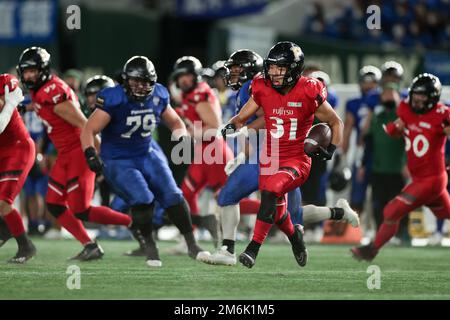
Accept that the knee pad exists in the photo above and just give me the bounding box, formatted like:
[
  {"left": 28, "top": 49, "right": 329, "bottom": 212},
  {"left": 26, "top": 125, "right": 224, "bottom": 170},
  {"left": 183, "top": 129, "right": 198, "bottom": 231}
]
[
  {"left": 47, "top": 203, "right": 67, "bottom": 219},
  {"left": 74, "top": 208, "right": 91, "bottom": 221},
  {"left": 131, "top": 203, "right": 154, "bottom": 225},
  {"left": 257, "top": 191, "right": 277, "bottom": 223}
]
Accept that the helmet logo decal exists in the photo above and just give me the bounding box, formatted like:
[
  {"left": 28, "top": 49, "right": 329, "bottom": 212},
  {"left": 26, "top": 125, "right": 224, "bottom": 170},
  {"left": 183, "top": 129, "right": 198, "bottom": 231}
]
[{"left": 290, "top": 46, "right": 302, "bottom": 62}]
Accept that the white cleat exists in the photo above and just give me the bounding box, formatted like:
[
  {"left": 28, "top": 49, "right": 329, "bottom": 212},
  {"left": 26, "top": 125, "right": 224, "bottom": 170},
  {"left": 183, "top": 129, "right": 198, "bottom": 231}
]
[
  {"left": 195, "top": 250, "right": 211, "bottom": 263},
  {"left": 336, "top": 198, "right": 360, "bottom": 227},
  {"left": 206, "top": 246, "right": 237, "bottom": 266},
  {"left": 166, "top": 238, "right": 188, "bottom": 255},
  {"left": 146, "top": 259, "right": 162, "bottom": 267}
]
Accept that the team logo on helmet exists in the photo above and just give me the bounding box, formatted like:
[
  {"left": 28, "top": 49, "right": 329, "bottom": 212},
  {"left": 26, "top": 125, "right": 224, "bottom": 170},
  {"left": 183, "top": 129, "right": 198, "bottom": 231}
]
[{"left": 290, "top": 46, "right": 302, "bottom": 62}]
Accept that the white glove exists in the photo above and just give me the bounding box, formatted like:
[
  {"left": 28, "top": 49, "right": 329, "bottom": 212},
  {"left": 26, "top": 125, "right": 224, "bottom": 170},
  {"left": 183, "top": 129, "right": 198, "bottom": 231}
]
[
  {"left": 225, "top": 152, "right": 246, "bottom": 176},
  {"left": 226, "top": 125, "right": 249, "bottom": 138},
  {"left": 4, "top": 85, "right": 24, "bottom": 108}
]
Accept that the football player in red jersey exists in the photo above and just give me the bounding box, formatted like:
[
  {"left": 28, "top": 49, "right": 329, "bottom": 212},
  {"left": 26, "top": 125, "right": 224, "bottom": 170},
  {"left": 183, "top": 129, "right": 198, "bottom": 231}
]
[
  {"left": 171, "top": 56, "right": 234, "bottom": 251},
  {"left": 0, "top": 74, "right": 37, "bottom": 263},
  {"left": 222, "top": 41, "right": 344, "bottom": 268},
  {"left": 17, "top": 47, "right": 133, "bottom": 261},
  {"left": 352, "top": 73, "right": 450, "bottom": 261}
]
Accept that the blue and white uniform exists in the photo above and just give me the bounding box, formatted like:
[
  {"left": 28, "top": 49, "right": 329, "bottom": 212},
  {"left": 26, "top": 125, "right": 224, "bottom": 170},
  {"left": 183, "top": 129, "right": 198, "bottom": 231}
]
[{"left": 97, "top": 84, "right": 183, "bottom": 209}]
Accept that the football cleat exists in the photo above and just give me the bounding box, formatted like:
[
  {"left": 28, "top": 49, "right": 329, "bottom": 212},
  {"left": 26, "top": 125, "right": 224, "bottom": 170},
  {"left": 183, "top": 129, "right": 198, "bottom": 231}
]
[
  {"left": 187, "top": 243, "right": 211, "bottom": 262},
  {"left": 336, "top": 198, "right": 360, "bottom": 227},
  {"left": 7, "top": 241, "right": 36, "bottom": 264},
  {"left": 351, "top": 243, "right": 378, "bottom": 262},
  {"left": 69, "top": 242, "right": 104, "bottom": 261},
  {"left": 238, "top": 250, "right": 256, "bottom": 269},
  {"left": 124, "top": 247, "right": 146, "bottom": 257},
  {"left": 145, "top": 240, "right": 162, "bottom": 268},
  {"left": 289, "top": 224, "right": 308, "bottom": 267},
  {"left": 205, "top": 246, "right": 236, "bottom": 266}
]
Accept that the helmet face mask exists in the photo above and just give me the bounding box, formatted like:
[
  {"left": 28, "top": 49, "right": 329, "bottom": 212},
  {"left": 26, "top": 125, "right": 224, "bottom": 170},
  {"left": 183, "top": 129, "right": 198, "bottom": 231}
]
[
  {"left": 122, "top": 56, "right": 157, "bottom": 102},
  {"left": 17, "top": 47, "right": 51, "bottom": 91},
  {"left": 224, "top": 50, "right": 263, "bottom": 91},
  {"left": 263, "top": 42, "right": 304, "bottom": 91},
  {"left": 172, "top": 56, "right": 203, "bottom": 93}
]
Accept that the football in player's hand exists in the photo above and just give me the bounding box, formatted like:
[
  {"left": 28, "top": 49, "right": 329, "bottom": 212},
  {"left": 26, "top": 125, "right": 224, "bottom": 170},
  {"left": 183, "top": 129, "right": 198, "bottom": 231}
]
[{"left": 304, "top": 123, "right": 332, "bottom": 156}]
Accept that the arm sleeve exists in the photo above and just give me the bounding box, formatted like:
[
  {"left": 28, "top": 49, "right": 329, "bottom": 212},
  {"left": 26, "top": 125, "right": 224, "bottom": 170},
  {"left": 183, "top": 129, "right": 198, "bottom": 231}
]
[
  {"left": 305, "top": 78, "right": 328, "bottom": 112},
  {"left": 0, "top": 104, "right": 16, "bottom": 133}
]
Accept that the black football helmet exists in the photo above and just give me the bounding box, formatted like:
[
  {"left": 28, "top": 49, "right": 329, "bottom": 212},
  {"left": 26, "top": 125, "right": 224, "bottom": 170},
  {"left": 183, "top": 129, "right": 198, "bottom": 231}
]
[
  {"left": 263, "top": 41, "right": 305, "bottom": 90},
  {"left": 172, "top": 56, "right": 203, "bottom": 92},
  {"left": 224, "top": 50, "right": 263, "bottom": 90},
  {"left": 408, "top": 73, "right": 441, "bottom": 114},
  {"left": 84, "top": 75, "right": 115, "bottom": 96},
  {"left": 381, "top": 61, "right": 404, "bottom": 81},
  {"left": 16, "top": 47, "right": 51, "bottom": 90},
  {"left": 122, "top": 56, "right": 157, "bottom": 101}
]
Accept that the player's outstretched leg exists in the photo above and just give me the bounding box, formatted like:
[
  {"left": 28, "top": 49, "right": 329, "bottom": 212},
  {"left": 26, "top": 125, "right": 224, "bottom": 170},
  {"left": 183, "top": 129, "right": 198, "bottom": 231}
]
[
  {"left": 70, "top": 241, "right": 104, "bottom": 261},
  {"left": 288, "top": 224, "right": 308, "bottom": 267},
  {"left": 0, "top": 202, "right": 37, "bottom": 264},
  {"left": 302, "top": 199, "right": 359, "bottom": 227},
  {"left": 239, "top": 191, "right": 278, "bottom": 268},
  {"left": 351, "top": 242, "right": 378, "bottom": 262},
  {"left": 166, "top": 200, "right": 211, "bottom": 262}
]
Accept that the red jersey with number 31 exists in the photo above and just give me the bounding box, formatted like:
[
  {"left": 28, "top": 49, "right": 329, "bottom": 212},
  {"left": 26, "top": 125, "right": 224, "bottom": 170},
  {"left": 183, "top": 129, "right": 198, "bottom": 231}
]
[
  {"left": 397, "top": 100, "right": 449, "bottom": 179},
  {"left": 30, "top": 75, "right": 81, "bottom": 154},
  {"left": 251, "top": 76, "right": 327, "bottom": 162}
]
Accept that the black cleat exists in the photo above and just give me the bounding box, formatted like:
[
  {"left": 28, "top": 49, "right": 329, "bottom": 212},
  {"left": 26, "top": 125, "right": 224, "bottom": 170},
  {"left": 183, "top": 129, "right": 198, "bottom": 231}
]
[
  {"left": 289, "top": 224, "right": 308, "bottom": 267},
  {"left": 351, "top": 243, "right": 378, "bottom": 262},
  {"left": 0, "top": 218, "right": 12, "bottom": 248},
  {"left": 124, "top": 247, "right": 146, "bottom": 257},
  {"left": 70, "top": 242, "right": 104, "bottom": 261},
  {"left": 8, "top": 241, "right": 37, "bottom": 264},
  {"left": 239, "top": 251, "right": 256, "bottom": 269}
]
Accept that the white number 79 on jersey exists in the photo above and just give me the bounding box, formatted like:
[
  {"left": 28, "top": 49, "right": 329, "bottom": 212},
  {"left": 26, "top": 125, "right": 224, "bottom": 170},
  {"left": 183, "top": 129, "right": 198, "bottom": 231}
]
[{"left": 121, "top": 114, "right": 156, "bottom": 139}]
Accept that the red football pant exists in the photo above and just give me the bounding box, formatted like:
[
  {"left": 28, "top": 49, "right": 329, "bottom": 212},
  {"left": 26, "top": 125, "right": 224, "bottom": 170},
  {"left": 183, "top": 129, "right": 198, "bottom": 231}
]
[
  {"left": 0, "top": 138, "right": 35, "bottom": 205},
  {"left": 375, "top": 174, "right": 450, "bottom": 249},
  {"left": 182, "top": 139, "right": 233, "bottom": 215}
]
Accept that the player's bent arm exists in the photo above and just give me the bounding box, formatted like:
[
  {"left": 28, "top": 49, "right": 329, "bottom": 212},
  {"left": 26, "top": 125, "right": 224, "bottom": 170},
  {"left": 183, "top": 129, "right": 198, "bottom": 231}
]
[
  {"left": 80, "top": 108, "right": 111, "bottom": 151},
  {"left": 383, "top": 117, "right": 405, "bottom": 138},
  {"left": 196, "top": 101, "right": 221, "bottom": 130},
  {"left": 229, "top": 96, "right": 260, "bottom": 129},
  {"left": 314, "top": 100, "right": 344, "bottom": 147},
  {"left": 54, "top": 100, "right": 87, "bottom": 129},
  {"left": 161, "top": 105, "right": 188, "bottom": 139},
  {"left": 342, "top": 112, "right": 354, "bottom": 154}
]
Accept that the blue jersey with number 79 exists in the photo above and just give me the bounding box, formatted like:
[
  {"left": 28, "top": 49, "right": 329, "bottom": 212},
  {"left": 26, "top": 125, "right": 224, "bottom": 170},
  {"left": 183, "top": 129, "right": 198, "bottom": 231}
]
[{"left": 96, "top": 84, "right": 169, "bottom": 160}]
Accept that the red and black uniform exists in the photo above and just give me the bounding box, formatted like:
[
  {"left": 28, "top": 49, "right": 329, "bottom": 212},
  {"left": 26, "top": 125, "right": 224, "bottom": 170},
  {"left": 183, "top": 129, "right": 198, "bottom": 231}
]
[
  {"left": 0, "top": 74, "right": 35, "bottom": 238},
  {"left": 374, "top": 100, "right": 450, "bottom": 250},
  {"left": 29, "top": 75, "right": 130, "bottom": 245},
  {"left": 180, "top": 81, "right": 234, "bottom": 215},
  {"left": 248, "top": 76, "right": 327, "bottom": 245}
]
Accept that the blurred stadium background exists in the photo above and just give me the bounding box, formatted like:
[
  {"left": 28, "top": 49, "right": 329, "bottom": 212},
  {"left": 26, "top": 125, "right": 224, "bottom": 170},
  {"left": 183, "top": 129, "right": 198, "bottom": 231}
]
[{"left": 1, "top": 0, "right": 450, "bottom": 259}]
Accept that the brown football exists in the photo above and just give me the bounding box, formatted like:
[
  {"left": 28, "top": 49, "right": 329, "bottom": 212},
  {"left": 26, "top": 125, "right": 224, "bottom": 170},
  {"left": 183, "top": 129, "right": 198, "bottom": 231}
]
[{"left": 304, "top": 123, "right": 332, "bottom": 156}]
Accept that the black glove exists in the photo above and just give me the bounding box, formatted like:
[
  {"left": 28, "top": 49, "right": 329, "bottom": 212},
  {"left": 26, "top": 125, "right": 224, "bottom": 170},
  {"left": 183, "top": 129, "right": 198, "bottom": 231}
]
[
  {"left": 220, "top": 123, "right": 237, "bottom": 139},
  {"left": 315, "top": 143, "right": 336, "bottom": 161},
  {"left": 84, "top": 147, "right": 103, "bottom": 174},
  {"left": 17, "top": 102, "right": 27, "bottom": 115}
]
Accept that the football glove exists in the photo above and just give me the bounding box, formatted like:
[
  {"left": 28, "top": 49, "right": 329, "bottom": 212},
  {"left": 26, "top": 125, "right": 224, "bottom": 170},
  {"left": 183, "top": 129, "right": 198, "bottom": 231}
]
[
  {"left": 84, "top": 147, "right": 103, "bottom": 174},
  {"left": 224, "top": 152, "right": 246, "bottom": 176}
]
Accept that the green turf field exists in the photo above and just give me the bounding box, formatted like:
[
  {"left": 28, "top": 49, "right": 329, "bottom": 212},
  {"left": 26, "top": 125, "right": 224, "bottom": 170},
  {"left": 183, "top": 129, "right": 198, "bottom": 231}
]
[{"left": 0, "top": 238, "right": 449, "bottom": 300}]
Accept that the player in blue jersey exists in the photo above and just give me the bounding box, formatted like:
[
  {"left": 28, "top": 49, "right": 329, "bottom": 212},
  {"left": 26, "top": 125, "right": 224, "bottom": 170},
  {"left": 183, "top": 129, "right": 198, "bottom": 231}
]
[
  {"left": 207, "top": 50, "right": 358, "bottom": 266},
  {"left": 81, "top": 56, "right": 210, "bottom": 267},
  {"left": 342, "top": 65, "right": 381, "bottom": 213}
]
